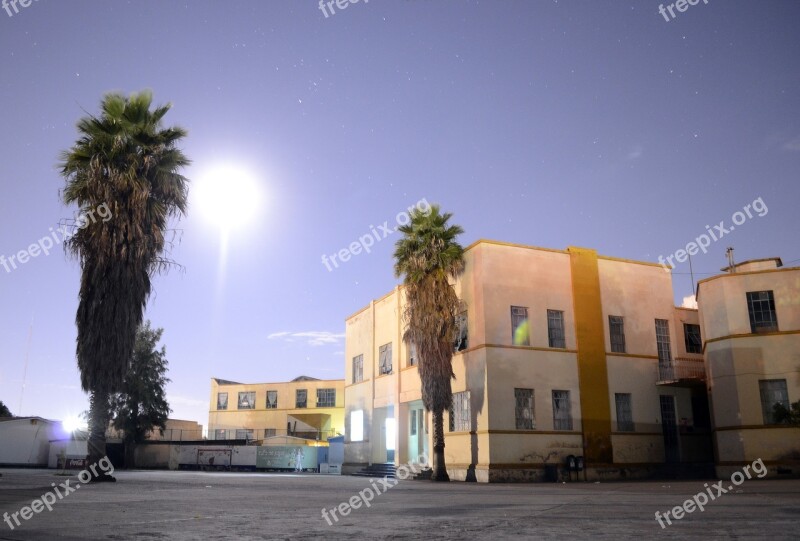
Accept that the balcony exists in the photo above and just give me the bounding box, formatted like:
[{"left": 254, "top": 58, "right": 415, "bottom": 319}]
[{"left": 657, "top": 358, "right": 706, "bottom": 387}]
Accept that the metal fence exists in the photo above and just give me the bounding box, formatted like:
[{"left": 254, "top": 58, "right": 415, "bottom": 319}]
[{"left": 208, "top": 428, "right": 339, "bottom": 442}]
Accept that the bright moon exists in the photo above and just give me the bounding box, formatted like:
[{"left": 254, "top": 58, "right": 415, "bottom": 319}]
[{"left": 194, "top": 165, "right": 262, "bottom": 230}]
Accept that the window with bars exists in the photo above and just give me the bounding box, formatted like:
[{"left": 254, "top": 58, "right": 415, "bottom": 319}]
[
  {"left": 379, "top": 343, "right": 393, "bottom": 375},
  {"left": 747, "top": 291, "right": 778, "bottom": 333},
  {"left": 216, "top": 392, "right": 228, "bottom": 411},
  {"left": 552, "top": 390, "right": 573, "bottom": 430},
  {"left": 214, "top": 429, "right": 226, "bottom": 440},
  {"left": 615, "top": 393, "right": 634, "bottom": 432},
  {"left": 609, "top": 316, "right": 626, "bottom": 353},
  {"left": 264, "top": 428, "right": 277, "bottom": 437},
  {"left": 547, "top": 309, "right": 566, "bottom": 348},
  {"left": 316, "top": 388, "right": 336, "bottom": 407},
  {"left": 759, "top": 379, "right": 789, "bottom": 424},
  {"left": 408, "top": 343, "right": 417, "bottom": 367},
  {"left": 410, "top": 410, "right": 417, "bottom": 436},
  {"left": 514, "top": 388, "right": 535, "bottom": 429},
  {"left": 296, "top": 389, "right": 307, "bottom": 408},
  {"left": 684, "top": 324, "right": 702, "bottom": 354},
  {"left": 449, "top": 391, "right": 471, "bottom": 432},
  {"left": 352, "top": 354, "right": 364, "bottom": 383},
  {"left": 238, "top": 391, "right": 255, "bottom": 410},
  {"left": 655, "top": 319, "right": 672, "bottom": 364},
  {"left": 454, "top": 311, "right": 469, "bottom": 352},
  {"left": 266, "top": 390, "right": 278, "bottom": 409},
  {"left": 236, "top": 429, "right": 254, "bottom": 440},
  {"left": 511, "top": 306, "right": 530, "bottom": 346}
]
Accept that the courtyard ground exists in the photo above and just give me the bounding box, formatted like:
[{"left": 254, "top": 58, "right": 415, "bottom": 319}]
[{"left": 0, "top": 468, "right": 798, "bottom": 540}]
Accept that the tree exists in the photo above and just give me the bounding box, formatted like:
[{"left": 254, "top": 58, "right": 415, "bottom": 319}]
[
  {"left": 394, "top": 204, "right": 465, "bottom": 482},
  {"left": 0, "top": 401, "right": 11, "bottom": 417},
  {"left": 110, "top": 321, "right": 171, "bottom": 469},
  {"left": 60, "top": 91, "right": 189, "bottom": 481},
  {"left": 773, "top": 400, "right": 800, "bottom": 425}
]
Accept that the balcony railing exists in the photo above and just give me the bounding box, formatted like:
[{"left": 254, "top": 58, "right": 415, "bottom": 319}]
[
  {"left": 209, "top": 428, "right": 339, "bottom": 442},
  {"left": 657, "top": 358, "right": 706, "bottom": 385}
]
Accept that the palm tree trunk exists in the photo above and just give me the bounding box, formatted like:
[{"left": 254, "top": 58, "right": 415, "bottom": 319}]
[
  {"left": 87, "top": 389, "right": 115, "bottom": 481},
  {"left": 431, "top": 409, "right": 450, "bottom": 482}
]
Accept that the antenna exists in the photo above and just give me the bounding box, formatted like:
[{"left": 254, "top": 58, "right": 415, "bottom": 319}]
[
  {"left": 688, "top": 252, "right": 696, "bottom": 295},
  {"left": 726, "top": 247, "right": 736, "bottom": 273},
  {"left": 19, "top": 317, "right": 33, "bottom": 416}
]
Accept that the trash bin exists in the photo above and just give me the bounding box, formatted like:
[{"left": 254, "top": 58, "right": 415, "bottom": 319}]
[{"left": 544, "top": 464, "right": 558, "bottom": 482}]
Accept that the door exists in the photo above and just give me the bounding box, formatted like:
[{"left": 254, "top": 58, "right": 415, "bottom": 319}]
[{"left": 660, "top": 395, "right": 680, "bottom": 463}]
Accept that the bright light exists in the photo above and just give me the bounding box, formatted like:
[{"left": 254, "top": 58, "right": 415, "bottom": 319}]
[
  {"left": 385, "top": 418, "right": 396, "bottom": 451},
  {"left": 62, "top": 415, "right": 86, "bottom": 433},
  {"left": 193, "top": 165, "right": 262, "bottom": 231},
  {"left": 351, "top": 410, "right": 363, "bottom": 442}
]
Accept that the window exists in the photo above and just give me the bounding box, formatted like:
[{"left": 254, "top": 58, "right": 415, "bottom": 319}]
[
  {"left": 264, "top": 428, "right": 277, "bottom": 437},
  {"left": 552, "top": 390, "right": 573, "bottom": 430},
  {"left": 408, "top": 343, "right": 417, "bottom": 367},
  {"left": 350, "top": 410, "right": 364, "bottom": 442},
  {"left": 655, "top": 319, "right": 672, "bottom": 364},
  {"left": 266, "top": 390, "right": 278, "bottom": 409},
  {"left": 216, "top": 392, "right": 228, "bottom": 410},
  {"left": 515, "top": 388, "right": 535, "bottom": 429},
  {"left": 379, "top": 343, "right": 393, "bottom": 375},
  {"left": 410, "top": 410, "right": 417, "bottom": 436},
  {"left": 609, "top": 316, "right": 626, "bottom": 353},
  {"left": 214, "top": 429, "right": 226, "bottom": 440},
  {"left": 547, "top": 310, "right": 566, "bottom": 348},
  {"left": 352, "top": 354, "right": 364, "bottom": 383},
  {"left": 238, "top": 391, "right": 255, "bottom": 410},
  {"left": 454, "top": 311, "right": 468, "bottom": 351},
  {"left": 316, "top": 388, "right": 336, "bottom": 407},
  {"left": 235, "top": 429, "right": 254, "bottom": 440},
  {"left": 615, "top": 393, "right": 634, "bottom": 432},
  {"left": 684, "top": 324, "right": 702, "bottom": 354},
  {"left": 747, "top": 291, "right": 778, "bottom": 333},
  {"left": 759, "top": 379, "right": 789, "bottom": 424},
  {"left": 296, "top": 389, "right": 307, "bottom": 408},
  {"left": 449, "top": 391, "right": 471, "bottom": 432},
  {"left": 511, "top": 306, "right": 529, "bottom": 346}
]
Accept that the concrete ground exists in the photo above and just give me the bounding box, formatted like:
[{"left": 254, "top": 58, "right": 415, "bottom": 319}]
[{"left": 0, "top": 469, "right": 798, "bottom": 540}]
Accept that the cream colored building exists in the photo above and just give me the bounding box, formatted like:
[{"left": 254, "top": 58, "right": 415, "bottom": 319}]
[
  {"left": 697, "top": 258, "right": 800, "bottom": 477},
  {"left": 344, "top": 240, "right": 798, "bottom": 481},
  {"left": 208, "top": 376, "right": 345, "bottom": 441}
]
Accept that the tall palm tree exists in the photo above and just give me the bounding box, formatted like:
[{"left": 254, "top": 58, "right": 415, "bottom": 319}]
[
  {"left": 394, "top": 204, "right": 465, "bottom": 481},
  {"left": 60, "top": 91, "right": 189, "bottom": 479}
]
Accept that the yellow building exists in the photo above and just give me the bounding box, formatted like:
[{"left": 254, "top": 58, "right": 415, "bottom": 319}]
[
  {"left": 208, "top": 376, "right": 345, "bottom": 442},
  {"left": 344, "top": 240, "right": 798, "bottom": 481},
  {"left": 697, "top": 258, "right": 800, "bottom": 477}
]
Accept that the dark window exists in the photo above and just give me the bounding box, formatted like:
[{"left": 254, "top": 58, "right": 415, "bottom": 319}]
[
  {"left": 235, "top": 429, "right": 254, "bottom": 440},
  {"left": 379, "top": 343, "right": 392, "bottom": 375},
  {"left": 266, "top": 390, "right": 278, "bottom": 409},
  {"left": 237, "top": 392, "right": 255, "bottom": 410},
  {"left": 216, "top": 392, "right": 228, "bottom": 411},
  {"left": 352, "top": 354, "right": 364, "bottom": 383},
  {"left": 316, "top": 388, "right": 336, "bottom": 407},
  {"left": 547, "top": 310, "right": 566, "bottom": 348},
  {"left": 410, "top": 410, "right": 417, "bottom": 436},
  {"left": 747, "top": 291, "right": 778, "bottom": 333},
  {"left": 683, "top": 324, "right": 702, "bottom": 354},
  {"left": 515, "top": 388, "right": 535, "bottom": 429},
  {"left": 408, "top": 343, "right": 417, "bottom": 367},
  {"left": 511, "top": 306, "right": 530, "bottom": 346},
  {"left": 296, "top": 389, "right": 307, "bottom": 408},
  {"left": 759, "top": 379, "right": 789, "bottom": 424},
  {"left": 264, "top": 428, "right": 277, "bottom": 437},
  {"left": 214, "top": 429, "right": 226, "bottom": 440},
  {"left": 449, "top": 391, "right": 470, "bottom": 432},
  {"left": 655, "top": 319, "right": 672, "bottom": 364},
  {"left": 615, "top": 393, "right": 634, "bottom": 432},
  {"left": 609, "top": 316, "right": 626, "bottom": 353},
  {"left": 454, "top": 311, "right": 468, "bottom": 352},
  {"left": 552, "top": 390, "right": 573, "bottom": 430}
]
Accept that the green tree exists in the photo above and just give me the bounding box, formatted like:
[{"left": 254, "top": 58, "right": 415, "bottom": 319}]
[
  {"left": 0, "top": 401, "right": 12, "bottom": 417},
  {"left": 60, "top": 91, "right": 189, "bottom": 480},
  {"left": 773, "top": 400, "right": 800, "bottom": 425},
  {"left": 394, "top": 204, "right": 465, "bottom": 481},
  {"left": 110, "top": 321, "right": 171, "bottom": 469}
]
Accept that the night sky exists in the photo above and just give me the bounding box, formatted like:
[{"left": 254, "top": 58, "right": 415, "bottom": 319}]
[{"left": 1, "top": 0, "right": 798, "bottom": 429}]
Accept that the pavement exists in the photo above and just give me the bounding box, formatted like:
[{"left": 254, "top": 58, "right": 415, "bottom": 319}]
[{"left": 0, "top": 468, "right": 798, "bottom": 540}]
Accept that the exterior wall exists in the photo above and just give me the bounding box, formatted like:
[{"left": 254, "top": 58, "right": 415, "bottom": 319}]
[
  {"left": 208, "top": 378, "right": 345, "bottom": 441},
  {"left": 0, "top": 418, "right": 62, "bottom": 466},
  {"left": 698, "top": 265, "right": 800, "bottom": 475}
]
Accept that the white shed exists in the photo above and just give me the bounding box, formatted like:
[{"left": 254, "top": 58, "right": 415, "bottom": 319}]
[{"left": 0, "top": 417, "right": 64, "bottom": 467}]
